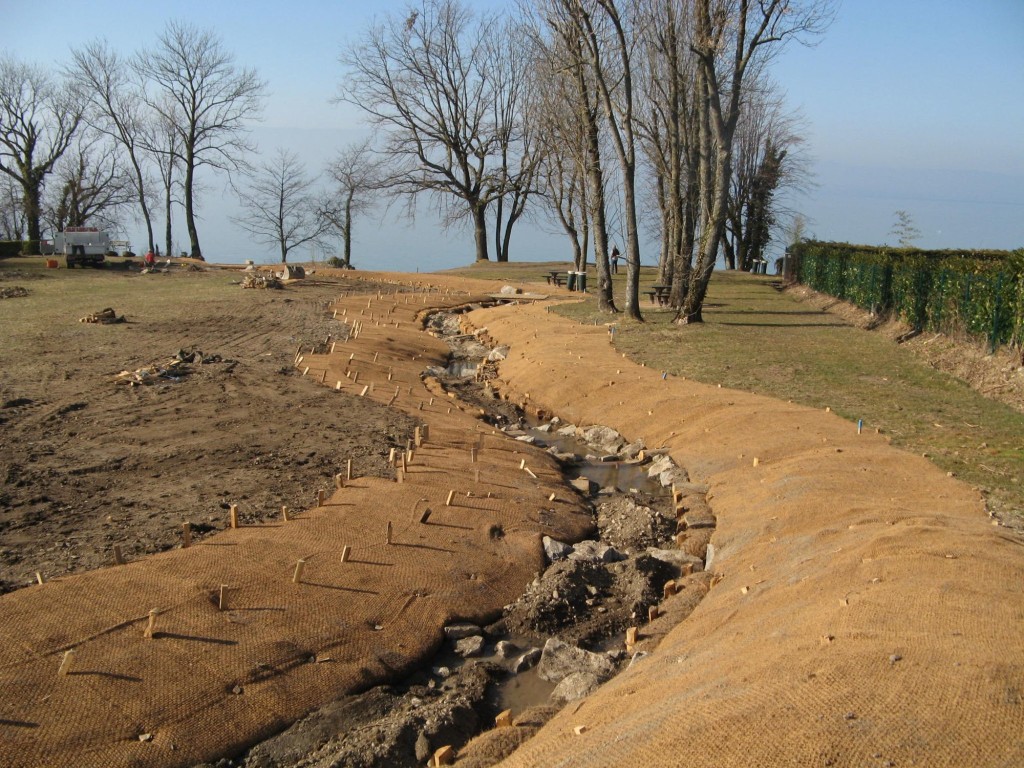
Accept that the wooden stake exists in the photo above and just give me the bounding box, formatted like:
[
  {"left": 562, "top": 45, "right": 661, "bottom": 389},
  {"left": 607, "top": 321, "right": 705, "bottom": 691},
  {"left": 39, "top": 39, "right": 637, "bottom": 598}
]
[
  {"left": 470, "top": 447, "right": 478, "bottom": 463},
  {"left": 347, "top": 458, "right": 353, "bottom": 481},
  {"left": 317, "top": 489, "right": 326, "bottom": 507},
  {"left": 419, "top": 508, "right": 432, "bottom": 524},
  {"left": 230, "top": 504, "right": 239, "bottom": 529},
  {"left": 648, "top": 605, "right": 659, "bottom": 622},
  {"left": 433, "top": 746, "right": 454, "bottom": 766},
  {"left": 386, "top": 521, "right": 393, "bottom": 545},
  {"left": 282, "top": 505, "right": 290, "bottom": 522},
  {"left": 414, "top": 426, "right": 422, "bottom": 447},
  {"left": 292, "top": 559, "right": 306, "bottom": 584},
  {"left": 143, "top": 609, "right": 158, "bottom": 639},
  {"left": 341, "top": 545, "right": 351, "bottom": 563},
  {"left": 219, "top": 584, "right": 228, "bottom": 611},
  {"left": 389, "top": 447, "right": 396, "bottom": 464},
  {"left": 182, "top": 522, "right": 191, "bottom": 548},
  {"left": 320, "top": 370, "right": 327, "bottom": 384},
  {"left": 524, "top": 466, "right": 538, "bottom": 479},
  {"left": 421, "top": 424, "right": 429, "bottom": 441},
  {"left": 360, "top": 385, "right": 369, "bottom": 397},
  {"left": 663, "top": 581, "right": 677, "bottom": 598},
  {"left": 36, "top": 571, "right": 44, "bottom": 585},
  {"left": 113, "top": 544, "right": 125, "bottom": 565},
  {"left": 495, "top": 709, "right": 513, "bottom": 729},
  {"left": 58, "top": 649, "right": 75, "bottom": 676},
  {"left": 625, "top": 626, "right": 638, "bottom": 650},
  {"left": 445, "top": 490, "right": 455, "bottom": 507},
  {"left": 335, "top": 473, "right": 345, "bottom": 489},
  {"left": 520, "top": 459, "right": 526, "bottom": 470}
]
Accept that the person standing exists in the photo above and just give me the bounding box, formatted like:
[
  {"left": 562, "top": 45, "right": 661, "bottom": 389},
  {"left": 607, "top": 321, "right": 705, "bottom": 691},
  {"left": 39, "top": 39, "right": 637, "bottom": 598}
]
[{"left": 610, "top": 245, "right": 620, "bottom": 275}]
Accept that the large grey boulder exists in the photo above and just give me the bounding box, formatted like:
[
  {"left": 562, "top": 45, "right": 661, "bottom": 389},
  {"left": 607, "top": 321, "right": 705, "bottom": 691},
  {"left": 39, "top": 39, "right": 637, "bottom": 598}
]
[
  {"left": 537, "top": 638, "right": 615, "bottom": 684},
  {"left": 581, "top": 425, "right": 625, "bottom": 454},
  {"left": 646, "top": 548, "right": 704, "bottom": 571},
  {"left": 543, "top": 536, "right": 572, "bottom": 563},
  {"left": 568, "top": 540, "right": 626, "bottom": 563},
  {"left": 551, "top": 671, "right": 603, "bottom": 703}
]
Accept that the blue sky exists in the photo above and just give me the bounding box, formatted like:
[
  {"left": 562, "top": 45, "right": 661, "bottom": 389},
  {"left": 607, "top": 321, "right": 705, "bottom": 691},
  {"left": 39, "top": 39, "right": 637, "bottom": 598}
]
[{"left": 5, "top": 0, "right": 1023, "bottom": 268}]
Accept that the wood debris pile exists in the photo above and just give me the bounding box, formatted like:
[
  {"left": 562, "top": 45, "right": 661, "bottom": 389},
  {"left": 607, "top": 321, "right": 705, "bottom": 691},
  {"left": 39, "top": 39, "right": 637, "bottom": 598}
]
[
  {"left": 242, "top": 273, "right": 283, "bottom": 289},
  {"left": 80, "top": 307, "right": 125, "bottom": 324},
  {"left": 113, "top": 348, "right": 232, "bottom": 386},
  {"left": 0, "top": 286, "right": 29, "bottom": 299}
]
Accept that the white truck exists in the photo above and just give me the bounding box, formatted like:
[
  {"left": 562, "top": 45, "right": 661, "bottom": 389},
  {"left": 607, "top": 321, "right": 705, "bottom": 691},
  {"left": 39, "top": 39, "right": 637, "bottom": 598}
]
[{"left": 54, "top": 227, "right": 111, "bottom": 268}]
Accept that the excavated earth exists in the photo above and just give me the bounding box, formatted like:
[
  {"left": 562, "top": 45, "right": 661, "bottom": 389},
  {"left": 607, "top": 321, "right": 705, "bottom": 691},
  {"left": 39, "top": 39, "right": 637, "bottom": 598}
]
[{"left": 0, "top": 267, "right": 1021, "bottom": 768}]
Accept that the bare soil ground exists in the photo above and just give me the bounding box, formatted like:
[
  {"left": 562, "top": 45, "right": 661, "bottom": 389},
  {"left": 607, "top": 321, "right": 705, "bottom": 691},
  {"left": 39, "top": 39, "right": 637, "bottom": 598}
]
[{"left": 0, "top": 262, "right": 418, "bottom": 592}]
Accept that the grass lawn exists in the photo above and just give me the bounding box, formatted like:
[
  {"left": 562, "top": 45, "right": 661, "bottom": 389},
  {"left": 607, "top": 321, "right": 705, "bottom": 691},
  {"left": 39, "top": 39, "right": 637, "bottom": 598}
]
[{"left": 446, "top": 261, "right": 1023, "bottom": 525}]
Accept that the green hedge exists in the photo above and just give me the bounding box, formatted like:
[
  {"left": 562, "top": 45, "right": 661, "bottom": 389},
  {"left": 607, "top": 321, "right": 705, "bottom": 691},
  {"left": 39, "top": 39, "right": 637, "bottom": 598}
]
[
  {"left": 790, "top": 242, "right": 1024, "bottom": 351},
  {"left": 0, "top": 240, "right": 41, "bottom": 256}
]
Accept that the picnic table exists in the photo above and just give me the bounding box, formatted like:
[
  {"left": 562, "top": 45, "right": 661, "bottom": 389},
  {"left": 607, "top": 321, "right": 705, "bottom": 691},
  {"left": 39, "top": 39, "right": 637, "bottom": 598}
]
[
  {"left": 645, "top": 285, "right": 671, "bottom": 306},
  {"left": 544, "top": 270, "right": 567, "bottom": 287}
]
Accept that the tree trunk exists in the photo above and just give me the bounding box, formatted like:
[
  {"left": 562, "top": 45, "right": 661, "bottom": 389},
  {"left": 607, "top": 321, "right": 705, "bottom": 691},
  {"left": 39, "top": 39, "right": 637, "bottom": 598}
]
[
  {"left": 621, "top": 166, "right": 643, "bottom": 321},
  {"left": 24, "top": 177, "right": 42, "bottom": 245},
  {"left": 472, "top": 202, "right": 489, "bottom": 262},
  {"left": 343, "top": 193, "right": 353, "bottom": 267},
  {"left": 183, "top": 148, "right": 203, "bottom": 260}
]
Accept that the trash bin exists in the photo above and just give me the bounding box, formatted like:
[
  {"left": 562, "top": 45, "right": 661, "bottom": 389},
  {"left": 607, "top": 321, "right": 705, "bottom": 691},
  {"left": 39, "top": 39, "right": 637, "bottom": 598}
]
[
  {"left": 566, "top": 271, "right": 577, "bottom": 291},
  {"left": 576, "top": 271, "right": 587, "bottom": 292}
]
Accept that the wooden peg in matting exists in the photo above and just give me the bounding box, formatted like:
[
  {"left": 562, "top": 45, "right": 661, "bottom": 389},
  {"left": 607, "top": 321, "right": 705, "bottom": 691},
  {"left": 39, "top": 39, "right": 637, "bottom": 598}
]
[
  {"left": 386, "top": 521, "right": 393, "bottom": 545},
  {"left": 182, "top": 522, "right": 191, "bottom": 548},
  {"left": 113, "top": 544, "right": 125, "bottom": 565},
  {"left": 419, "top": 508, "right": 432, "bottom": 524},
  {"left": 36, "top": 571, "right": 44, "bottom": 585},
  {"left": 347, "top": 458, "right": 353, "bottom": 480},
  {"left": 663, "top": 581, "right": 677, "bottom": 598},
  {"left": 414, "top": 427, "right": 422, "bottom": 447},
  {"left": 230, "top": 504, "right": 239, "bottom": 529},
  {"left": 335, "top": 473, "right": 345, "bottom": 489},
  {"left": 648, "top": 605, "right": 659, "bottom": 622},
  {"left": 470, "top": 447, "right": 478, "bottom": 463},
  {"left": 219, "top": 584, "right": 228, "bottom": 611},
  {"left": 445, "top": 490, "right": 455, "bottom": 507},
  {"left": 320, "top": 370, "right": 327, "bottom": 384},
  {"left": 524, "top": 466, "right": 538, "bottom": 479},
  {"left": 495, "top": 709, "right": 513, "bottom": 729},
  {"left": 317, "top": 489, "right": 326, "bottom": 507},
  {"left": 58, "top": 649, "right": 75, "bottom": 676},
  {"left": 360, "top": 385, "right": 369, "bottom": 397},
  {"left": 143, "top": 609, "right": 159, "bottom": 639},
  {"left": 341, "top": 545, "right": 351, "bottom": 563},
  {"left": 292, "top": 559, "right": 306, "bottom": 584},
  {"left": 282, "top": 505, "right": 290, "bottom": 522}
]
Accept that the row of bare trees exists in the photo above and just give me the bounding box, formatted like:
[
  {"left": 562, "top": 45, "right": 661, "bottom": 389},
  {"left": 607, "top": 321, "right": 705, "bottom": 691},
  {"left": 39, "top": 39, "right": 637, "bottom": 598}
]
[
  {"left": 0, "top": 21, "right": 265, "bottom": 259},
  {"left": 337, "top": 0, "right": 833, "bottom": 321}
]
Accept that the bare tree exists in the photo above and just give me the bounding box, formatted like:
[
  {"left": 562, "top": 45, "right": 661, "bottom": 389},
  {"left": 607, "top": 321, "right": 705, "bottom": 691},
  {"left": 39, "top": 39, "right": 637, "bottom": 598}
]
[
  {"left": 0, "top": 55, "right": 83, "bottom": 250},
  {"left": 340, "top": 0, "right": 525, "bottom": 263},
  {"left": 136, "top": 21, "right": 265, "bottom": 260},
  {"left": 675, "top": 0, "right": 835, "bottom": 324},
  {"left": 69, "top": 40, "right": 156, "bottom": 252},
  {"left": 44, "top": 132, "right": 135, "bottom": 233},
  {"left": 530, "top": 0, "right": 617, "bottom": 311},
  {"left": 723, "top": 81, "right": 808, "bottom": 271},
  {"left": 233, "top": 148, "right": 329, "bottom": 263},
  {"left": 145, "top": 107, "right": 183, "bottom": 257},
  {"left": 636, "top": 0, "right": 701, "bottom": 308},
  {"left": 321, "top": 140, "right": 381, "bottom": 269},
  {"left": 574, "top": 0, "right": 646, "bottom": 319}
]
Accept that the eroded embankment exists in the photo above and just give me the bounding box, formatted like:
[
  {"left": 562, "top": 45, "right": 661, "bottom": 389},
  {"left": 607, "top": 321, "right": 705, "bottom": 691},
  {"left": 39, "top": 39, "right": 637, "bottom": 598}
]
[{"left": 468, "top": 300, "right": 1024, "bottom": 768}]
